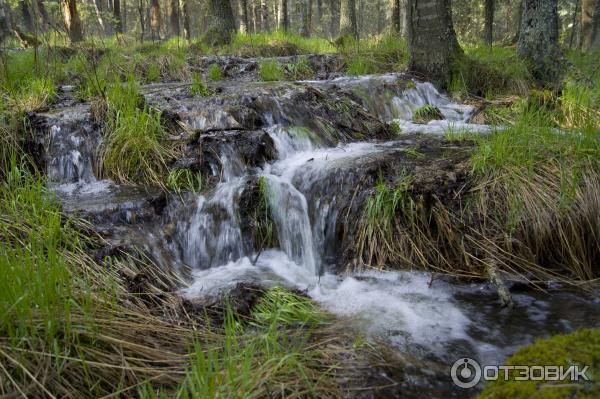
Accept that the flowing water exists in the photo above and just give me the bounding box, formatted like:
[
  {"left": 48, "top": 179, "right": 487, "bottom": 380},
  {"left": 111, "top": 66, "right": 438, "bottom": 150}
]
[{"left": 35, "top": 74, "right": 598, "bottom": 396}]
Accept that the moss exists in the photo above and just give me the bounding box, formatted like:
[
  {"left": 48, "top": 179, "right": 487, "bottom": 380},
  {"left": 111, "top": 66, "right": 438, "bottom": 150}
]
[
  {"left": 478, "top": 329, "right": 599, "bottom": 399},
  {"left": 413, "top": 105, "right": 444, "bottom": 123}
]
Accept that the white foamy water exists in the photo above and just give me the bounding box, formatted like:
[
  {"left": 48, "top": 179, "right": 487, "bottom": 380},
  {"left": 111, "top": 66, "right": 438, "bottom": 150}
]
[{"left": 183, "top": 250, "right": 471, "bottom": 355}]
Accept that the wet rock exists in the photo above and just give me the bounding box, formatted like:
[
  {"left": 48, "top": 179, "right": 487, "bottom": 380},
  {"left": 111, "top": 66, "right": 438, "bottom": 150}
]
[
  {"left": 188, "top": 54, "right": 344, "bottom": 82},
  {"left": 182, "top": 282, "right": 267, "bottom": 326},
  {"left": 174, "top": 129, "right": 276, "bottom": 189},
  {"left": 27, "top": 103, "right": 101, "bottom": 184}
]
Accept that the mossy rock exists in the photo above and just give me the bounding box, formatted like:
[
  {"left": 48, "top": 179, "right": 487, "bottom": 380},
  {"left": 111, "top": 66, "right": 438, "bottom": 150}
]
[
  {"left": 413, "top": 105, "right": 444, "bottom": 123},
  {"left": 478, "top": 328, "right": 599, "bottom": 399}
]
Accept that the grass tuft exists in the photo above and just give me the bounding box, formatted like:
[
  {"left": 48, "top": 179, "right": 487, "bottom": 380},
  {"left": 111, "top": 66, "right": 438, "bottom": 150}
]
[{"left": 259, "top": 60, "right": 284, "bottom": 82}]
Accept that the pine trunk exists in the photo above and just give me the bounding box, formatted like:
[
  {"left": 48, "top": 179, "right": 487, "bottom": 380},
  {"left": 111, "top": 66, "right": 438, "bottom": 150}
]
[
  {"left": 150, "top": 0, "right": 161, "bottom": 39},
  {"left": 302, "top": 0, "right": 312, "bottom": 37},
  {"left": 114, "top": 0, "right": 123, "bottom": 34},
  {"left": 207, "top": 0, "right": 236, "bottom": 43},
  {"left": 181, "top": 0, "right": 191, "bottom": 39},
  {"left": 484, "top": 0, "right": 494, "bottom": 47},
  {"left": 280, "top": 0, "right": 289, "bottom": 31},
  {"left": 517, "top": 0, "right": 564, "bottom": 89},
  {"left": 391, "top": 0, "right": 400, "bottom": 33},
  {"left": 582, "top": 0, "right": 596, "bottom": 48},
  {"left": 62, "top": 0, "right": 83, "bottom": 43},
  {"left": 339, "top": 0, "right": 357, "bottom": 38},
  {"left": 169, "top": 0, "right": 179, "bottom": 37},
  {"left": 407, "top": 0, "right": 462, "bottom": 89},
  {"left": 591, "top": 0, "right": 600, "bottom": 49},
  {"left": 240, "top": 0, "right": 249, "bottom": 33}
]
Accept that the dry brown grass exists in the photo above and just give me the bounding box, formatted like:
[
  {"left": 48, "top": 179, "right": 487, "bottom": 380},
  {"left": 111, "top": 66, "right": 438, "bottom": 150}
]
[{"left": 355, "top": 162, "right": 599, "bottom": 287}]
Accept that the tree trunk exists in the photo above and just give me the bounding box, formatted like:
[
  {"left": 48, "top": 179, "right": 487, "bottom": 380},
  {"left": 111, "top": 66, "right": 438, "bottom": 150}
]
[
  {"left": 339, "top": 0, "right": 357, "bottom": 38},
  {"left": 484, "top": 0, "right": 494, "bottom": 47},
  {"left": 316, "top": 0, "right": 322, "bottom": 27},
  {"left": 180, "top": 0, "right": 190, "bottom": 39},
  {"left": 582, "top": 0, "right": 596, "bottom": 48},
  {"left": 92, "top": 0, "right": 107, "bottom": 34},
  {"left": 169, "top": 0, "right": 179, "bottom": 36},
  {"left": 569, "top": 0, "right": 581, "bottom": 48},
  {"left": 280, "top": 0, "right": 289, "bottom": 31},
  {"left": 391, "top": 0, "right": 400, "bottom": 32},
  {"left": 512, "top": 0, "right": 523, "bottom": 43},
  {"left": 517, "top": 0, "right": 564, "bottom": 90},
  {"left": 329, "top": 0, "right": 340, "bottom": 37},
  {"left": 138, "top": 0, "right": 145, "bottom": 41},
  {"left": 114, "top": 0, "right": 123, "bottom": 33},
  {"left": 261, "top": 0, "right": 269, "bottom": 31},
  {"left": 302, "top": 0, "right": 312, "bottom": 36},
  {"left": 591, "top": 0, "right": 600, "bottom": 48},
  {"left": 62, "top": 0, "right": 83, "bottom": 43},
  {"left": 407, "top": 0, "right": 462, "bottom": 89},
  {"left": 240, "top": 0, "right": 249, "bottom": 33},
  {"left": 150, "top": 0, "right": 161, "bottom": 39},
  {"left": 207, "top": 0, "right": 236, "bottom": 43},
  {"left": 252, "top": 0, "right": 260, "bottom": 32}
]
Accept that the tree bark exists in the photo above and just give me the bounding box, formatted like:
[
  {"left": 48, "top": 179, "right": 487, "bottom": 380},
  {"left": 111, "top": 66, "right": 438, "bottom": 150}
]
[
  {"left": 169, "top": 0, "right": 179, "bottom": 36},
  {"left": 569, "top": 0, "right": 581, "bottom": 48},
  {"left": 138, "top": 0, "right": 145, "bottom": 41},
  {"left": 512, "top": 0, "right": 523, "bottom": 44},
  {"left": 484, "top": 0, "right": 494, "bottom": 47},
  {"left": 92, "top": 0, "right": 107, "bottom": 34},
  {"left": 150, "top": 0, "right": 161, "bottom": 39},
  {"left": 180, "top": 0, "right": 190, "bottom": 39},
  {"left": 591, "top": 0, "right": 600, "bottom": 48},
  {"left": 280, "top": 0, "right": 289, "bottom": 31},
  {"left": 62, "top": 0, "right": 83, "bottom": 43},
  {"left": 207, "top": 0, "right": 237, "bottom": 43},
  {"left": 517, "top": 0, "right": 564, "bottom": 90},
  {"left": 329, "top": 0, "right": 340, "bottom": 37},
  {"left": 302, "top": 0, "right": 312, "bottom": 36},
  {"left": 240, "top": 0, "right": 249, "bottom": 33},
  {"left": 407, "top": 0, "right": 462, "bottom": 89},
  {"left": 391, "top": 0, "right": 400, "bottom": 33},
  {"left": 582, "top": 0, "right": 596, "bottom": 48},
  {"left": 261, "top": 0, "right": 269, "bottom": 31},
  {"left": 114, "top": 0, "right": 123, "bottom": 33},
  {"left": 339, "top": 0, "right": 357, "bottom": 38}
]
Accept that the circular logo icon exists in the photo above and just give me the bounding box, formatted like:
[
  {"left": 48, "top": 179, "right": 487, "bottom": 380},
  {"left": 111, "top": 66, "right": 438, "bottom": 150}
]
[{"left": 451, "top": 358, "right": 482, "bottom": 389}]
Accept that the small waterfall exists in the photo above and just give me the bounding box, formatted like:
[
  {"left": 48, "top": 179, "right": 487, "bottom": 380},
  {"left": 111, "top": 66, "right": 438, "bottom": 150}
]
[
  {"left": 263, "top": 175, "right": 318, "bottom": 275},
  {"left": 175, "top": 179, "right": 246, "bottom": 270}
]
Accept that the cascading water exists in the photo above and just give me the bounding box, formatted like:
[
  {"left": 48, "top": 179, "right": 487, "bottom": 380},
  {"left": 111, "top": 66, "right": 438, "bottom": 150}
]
[{"left": 36, "top": 73, "right": 599, "bottom": 396}]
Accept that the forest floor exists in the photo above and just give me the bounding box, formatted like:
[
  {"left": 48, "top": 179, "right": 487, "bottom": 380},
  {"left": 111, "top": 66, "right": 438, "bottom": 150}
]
[{"left": 0, "top": 32, "right": 598, "bottom": 398}]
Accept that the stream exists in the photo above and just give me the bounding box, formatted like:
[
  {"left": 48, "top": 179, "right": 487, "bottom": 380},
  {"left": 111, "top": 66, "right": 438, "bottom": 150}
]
[{"left": 30, "top": 67, "right": 599, "bottom": 397}]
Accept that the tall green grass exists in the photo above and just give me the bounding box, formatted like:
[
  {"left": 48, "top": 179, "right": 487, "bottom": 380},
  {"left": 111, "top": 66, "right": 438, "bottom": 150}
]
[
  {"left": 228, "top": 31, "right": 336, "bottom": 56},
  {"left": 101, "top": 77, "right": 178, "bottom": 187}
]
